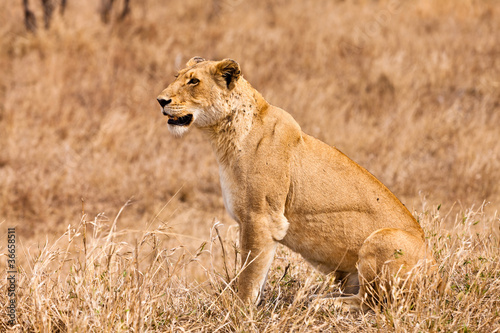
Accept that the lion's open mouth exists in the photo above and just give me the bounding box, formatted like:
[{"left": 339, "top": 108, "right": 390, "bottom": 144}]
[{"left": 167, "top": 114, "right": 193, "bottom": 126}]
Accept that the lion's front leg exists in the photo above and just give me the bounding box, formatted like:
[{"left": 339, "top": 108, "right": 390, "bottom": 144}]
[{"left": 238, "top": 221, "right": 278, "bottom": 305}]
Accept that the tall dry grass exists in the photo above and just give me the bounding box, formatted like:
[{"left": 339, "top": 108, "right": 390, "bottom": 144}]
[
  {"left": 0, "top": 203, "right": 499, "bottom": 331},
  {"left": 0, "top": 0, "right": 499, "bottom": 331}
]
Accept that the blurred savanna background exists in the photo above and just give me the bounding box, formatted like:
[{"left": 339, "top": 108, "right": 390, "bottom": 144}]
[{"left": 0, "top": 0, "right": 499, "bottom": 331}]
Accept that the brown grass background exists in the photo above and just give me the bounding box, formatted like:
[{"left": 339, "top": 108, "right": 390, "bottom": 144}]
[{"left": 0, "top": 0, "right": 499, "bottom": 331}]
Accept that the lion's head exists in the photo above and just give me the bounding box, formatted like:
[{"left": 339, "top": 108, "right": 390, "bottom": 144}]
[{"left": 157, "top": 57, "right": 241, "bottom": 136}]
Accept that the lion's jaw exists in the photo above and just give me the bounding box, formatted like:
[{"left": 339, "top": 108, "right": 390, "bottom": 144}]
[
  {"left": 162, "top": 106, "right": 200, "bottom": 137},
  {"left": 161, "top": 94, "right": 234, "bottom": 137}
]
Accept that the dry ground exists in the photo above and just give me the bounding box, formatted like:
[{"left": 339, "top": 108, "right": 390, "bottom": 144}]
[{"left": 0, "top": 0, "right": 499, "bottom": 331}]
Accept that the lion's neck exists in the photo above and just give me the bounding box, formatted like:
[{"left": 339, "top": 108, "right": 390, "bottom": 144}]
[{"left": 204, "top": 80, "right": 268, "bottom": 166}]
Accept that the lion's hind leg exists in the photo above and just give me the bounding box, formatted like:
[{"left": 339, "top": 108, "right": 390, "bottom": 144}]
[{"left": 320, "top": 228, "right": 435, "bottom": 312}]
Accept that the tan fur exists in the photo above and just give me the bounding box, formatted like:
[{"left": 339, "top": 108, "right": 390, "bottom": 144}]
[{"left": 157, "top": 57, "right": 437, "bottom": 310}]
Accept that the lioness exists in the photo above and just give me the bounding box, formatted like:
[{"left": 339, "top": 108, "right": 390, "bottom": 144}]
[{"left": 157, "top": 57, "right": 436, "bottom": 310}]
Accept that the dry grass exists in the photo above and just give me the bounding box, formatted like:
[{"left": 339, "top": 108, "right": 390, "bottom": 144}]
[
  {"left": 0, "top": 203, "right": 499, "bottom": 331},
  {"left": 1, "top": 0, "right": 499, "bottom": 331}
]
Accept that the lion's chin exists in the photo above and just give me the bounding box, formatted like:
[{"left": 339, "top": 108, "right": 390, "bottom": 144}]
[
  {"left": 165, "top": 113, "right": 194, "bottom": 137},
  {"left": 167, "top": 123, "right": 191, "bottom": 137}
]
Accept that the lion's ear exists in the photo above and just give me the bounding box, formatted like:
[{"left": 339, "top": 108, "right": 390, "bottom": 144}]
[
  {"left": 186, "top": 57, "right": 206, "bottom": 67},
  {"left": 214, "top": 59, "right": 241, "bottom": 90}
]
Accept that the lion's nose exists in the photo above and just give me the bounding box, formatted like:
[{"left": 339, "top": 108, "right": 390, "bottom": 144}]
[{"left": 157, "top": 98, "right": 172, "bottom": 108}]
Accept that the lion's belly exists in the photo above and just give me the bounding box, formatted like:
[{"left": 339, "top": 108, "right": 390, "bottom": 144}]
[{"left": 279, "top": 211, "right": 375, "bottom": 273}]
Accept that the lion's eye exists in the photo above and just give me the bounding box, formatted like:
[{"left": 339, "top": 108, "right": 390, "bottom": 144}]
[{"left": 188, "top": 78, "right": 200, "bottom": 85}]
